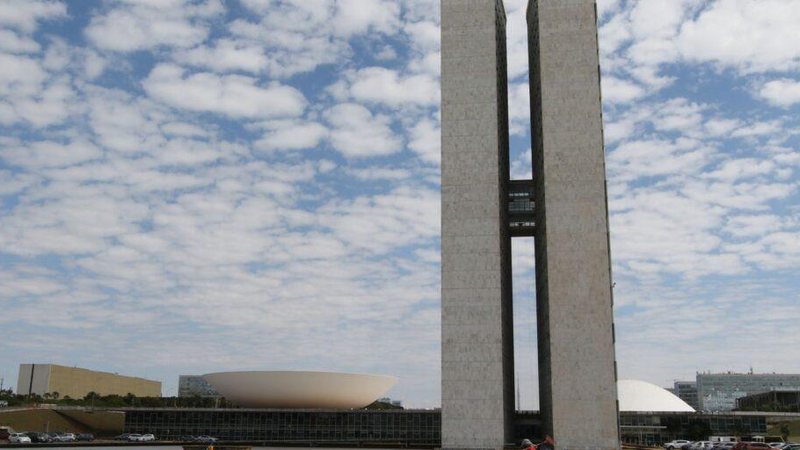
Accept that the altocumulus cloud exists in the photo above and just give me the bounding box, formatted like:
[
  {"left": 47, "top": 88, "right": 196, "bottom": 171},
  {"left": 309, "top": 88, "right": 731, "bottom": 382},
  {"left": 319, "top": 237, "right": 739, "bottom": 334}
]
[{"left": 0, "top": 0, "right": 798, "bottom": 411}]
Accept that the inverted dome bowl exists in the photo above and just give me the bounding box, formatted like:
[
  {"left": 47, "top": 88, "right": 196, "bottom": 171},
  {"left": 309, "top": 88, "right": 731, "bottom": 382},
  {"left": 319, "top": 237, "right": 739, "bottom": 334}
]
[{"left": 202, "top": 371, "right": 398, "bottom": 409}]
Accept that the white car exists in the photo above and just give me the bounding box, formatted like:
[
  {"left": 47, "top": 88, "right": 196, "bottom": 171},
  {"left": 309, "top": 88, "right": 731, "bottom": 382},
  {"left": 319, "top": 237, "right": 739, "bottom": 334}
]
[
  {"left": 139, "top": 434, "right": 156, "bottom": 442},
  {"left": 56, "top": 433, "right": 76, "bottom": 442},
  {"left": 666, "top": 440, "right": 693, "bottom": 450},
  {"left": 9, "top": 433, "right": 32, "bottom": 444},
  {"left": 127, "top": 434, "right": 143, "bottom": 441},
  {"left": 693, "top": 441, "right": 715, "bottom": 450}
]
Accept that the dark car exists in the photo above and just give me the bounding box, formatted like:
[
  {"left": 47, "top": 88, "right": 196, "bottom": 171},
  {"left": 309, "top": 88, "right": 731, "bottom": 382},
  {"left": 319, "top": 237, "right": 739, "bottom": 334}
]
[
  {"left": 77, "top": 433, "right": 95, "bottom": 441},
  {"left": 45, "top": 432, "right": 61, "bottom": 441},
  {"left": 0, "top": 428, "right": 11, "bottom": 440},
  {"left": 113, "top": 433, "right": 131, "bottom": 441},
  {"left": 26, "top": 432, "right": 52, "bottom": 443},
  {"left": 179, "top": 435, "right": 196, "bottom": 442},
  {"left": 733, "top": 443, "right": 772, "bottom": 450},
  {"left": 194, "top": 436, "right": 218, "bottom": 443}
]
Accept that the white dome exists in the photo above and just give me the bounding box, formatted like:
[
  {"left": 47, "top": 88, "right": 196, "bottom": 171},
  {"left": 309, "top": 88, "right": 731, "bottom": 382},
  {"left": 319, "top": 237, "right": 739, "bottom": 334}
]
[
  {"left": 618, "top": 379, "right": 696, "bottom": 412},
  {"left": 203, "top": 371, "right": 397, "bottom": 409}
]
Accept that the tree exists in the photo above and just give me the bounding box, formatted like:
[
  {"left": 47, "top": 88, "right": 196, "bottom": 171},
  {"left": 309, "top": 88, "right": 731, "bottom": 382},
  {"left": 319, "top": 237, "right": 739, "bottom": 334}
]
[{"left": 780, "top": 424, "right": 790, "bottom": 442}]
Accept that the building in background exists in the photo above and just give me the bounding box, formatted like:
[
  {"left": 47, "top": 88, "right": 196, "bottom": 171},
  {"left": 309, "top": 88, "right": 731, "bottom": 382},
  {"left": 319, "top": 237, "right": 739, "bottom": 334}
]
[
  {"left": 735, "top": 389, "right": 800, "bottom": 412},
  {"left": 697, "top": 372, "right": 800, "bottom": 411},
  {"left": 16, "top": 364, "right": 161, "bottom": 399},
  {"left": 673, "top": 381, "right": 699, "bottom": 411},
  {"left": 178, "top": 375, "right": 220, "bottom": 398}
]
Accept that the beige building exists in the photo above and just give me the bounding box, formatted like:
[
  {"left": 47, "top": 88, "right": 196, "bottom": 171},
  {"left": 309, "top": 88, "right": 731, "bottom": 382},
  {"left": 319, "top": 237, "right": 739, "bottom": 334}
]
[{"left": 16, "top": 364, "right": 161, "bottom": 399}]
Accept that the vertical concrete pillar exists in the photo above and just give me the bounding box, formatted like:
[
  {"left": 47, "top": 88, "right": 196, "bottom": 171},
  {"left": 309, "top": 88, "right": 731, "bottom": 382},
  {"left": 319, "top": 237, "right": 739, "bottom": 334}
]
[
  {"left": 527, "top": 1, "right": 620, "bottom": 449},
  {"left": 441, "top": 0, "right": 514, "bottom": 449}
]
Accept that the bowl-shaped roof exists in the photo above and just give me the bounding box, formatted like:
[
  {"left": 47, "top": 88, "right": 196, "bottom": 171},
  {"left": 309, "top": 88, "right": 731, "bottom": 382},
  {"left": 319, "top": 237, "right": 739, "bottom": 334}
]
[
  {"left": 202, "top": 371, "right": 398, "bottom": 409},
  {"left": 618, "top": 379, "right": 696, "bottom": 412}
]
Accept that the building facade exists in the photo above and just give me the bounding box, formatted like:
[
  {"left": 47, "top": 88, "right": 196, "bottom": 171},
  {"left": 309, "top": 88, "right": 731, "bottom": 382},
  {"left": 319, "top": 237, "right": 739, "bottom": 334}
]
[
  {"left": 735, "top": 390, "right": 800, "bottom": 412},
  {"left": 178, "top": 375, "right": 221, "bottom": 398},
  {"left": 674, "top": 381, "right": 699, "bottom": 411},
  {"left": 697, "top": 373, "right": 800, "bottom": 412},
  {"left": 16, "top": 364, "right": 161, "bottom": 399},
  {"left": 441, "top": 1, "right": 619, "bottom": 449},
  {"left": 125, "top": 408, "right": 440, "bottom": 445},
  {"left": 121, "top": 408, "right": 768, "bottom": 447}
]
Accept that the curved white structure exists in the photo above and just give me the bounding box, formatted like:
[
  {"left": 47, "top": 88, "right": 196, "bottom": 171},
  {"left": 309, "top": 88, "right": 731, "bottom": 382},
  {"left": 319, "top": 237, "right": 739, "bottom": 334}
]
[
  {"left": 618, "top": 379, "right": 696, "bottom": 413},
  {"left": 202, "top": 371, "right": 398, "bottom": 409}
]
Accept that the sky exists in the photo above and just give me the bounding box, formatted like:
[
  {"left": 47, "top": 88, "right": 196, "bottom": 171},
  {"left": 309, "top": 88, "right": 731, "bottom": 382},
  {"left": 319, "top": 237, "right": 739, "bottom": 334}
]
[{"left": 0, "top": 0, "right": 798, "bottom": 410}]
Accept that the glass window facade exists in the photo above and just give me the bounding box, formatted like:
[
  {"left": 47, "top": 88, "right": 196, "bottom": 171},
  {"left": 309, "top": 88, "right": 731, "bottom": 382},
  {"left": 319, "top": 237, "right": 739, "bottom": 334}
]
[
  {"left": 178, "top": 375, "right": 221, "bottom": 398},
  {"left": 124, "top": 409, "right": 767, "bottom": 447},
  {"left": 698, "top": 373, "right": 800, "bottom": 412},
  {"left": 125, "top": 409, "right": 440, "bottom": 445}
]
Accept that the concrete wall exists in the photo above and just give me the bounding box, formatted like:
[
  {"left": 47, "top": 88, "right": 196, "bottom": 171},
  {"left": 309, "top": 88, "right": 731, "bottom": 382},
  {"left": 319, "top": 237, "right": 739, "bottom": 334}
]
[
  {"left": 441, "top": 0, "right": 514, "bottom": 449},
  {"left": 16, "top": 364, "right": 161, "bottom": 399},
  {"left": 16, "top": 364, "right": 51, "bottom": 397},
  {"left": 527, "top": 1, "right": 620, "bottom": 449},
  {"left": 0, "top": 408, "right": 124, "bottom": 435}
]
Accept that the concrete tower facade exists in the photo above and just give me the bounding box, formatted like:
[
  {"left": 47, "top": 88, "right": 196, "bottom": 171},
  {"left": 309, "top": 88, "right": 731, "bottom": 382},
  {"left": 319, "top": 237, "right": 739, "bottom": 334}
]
[
  {"left": 441, "top": 0, "right": 514, "bottom": 449},
  {"left": 441, "top": 1, "right": 620, "bottom": 449},
  {"left": 527, "top": 1, "right": 620, "bottom": 449}
]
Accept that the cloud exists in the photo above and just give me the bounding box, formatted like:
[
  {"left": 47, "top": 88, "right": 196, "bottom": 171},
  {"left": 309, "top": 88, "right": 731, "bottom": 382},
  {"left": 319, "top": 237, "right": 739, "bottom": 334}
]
[
  {"left": 0, "top": 0, "right": 66, "bottom": 33},
  {"left": 676, "top": 0, "right": 800, "bottom": 74},
  {"left": 758, "top": 78, "right": 800, "bottom": 107},
  {"left": 1, "top": 139, "right": 103, "bottom": 169},
  {"left": 324, "top": 103, "right": 402, "bottom": 158},
  {"left": 341, "top": 67, "right": 439, "bottom": 107},
  {"left": 142, "top": 64, "right": 307, "bottom": 118},
  {"left": 84, "top": 0, "right": 222, "bottom": 52},
  {"left": 601, "top": 76, "right": 646, "bottom": 104},
  {"left": 175, "top": 39, "right": 269, "bottom": 74},
  {"left": 0, "top": 30, "right": 41, "bottom": 53},
  {"left": 254, "top": 120, "right": 328, "bottom": 152},
  {"left": 407, "top": 117, "right": 440, "bottom": 165}
]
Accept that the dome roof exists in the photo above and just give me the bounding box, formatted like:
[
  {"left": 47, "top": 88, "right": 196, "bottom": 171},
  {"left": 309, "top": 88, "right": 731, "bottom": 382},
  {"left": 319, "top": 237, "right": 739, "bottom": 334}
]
[
  {"left": 618, "top": 379, "right": 695, "bottom": 412},
  {"left": 203, "top": 371, "right": 397, "bottom": 409}
]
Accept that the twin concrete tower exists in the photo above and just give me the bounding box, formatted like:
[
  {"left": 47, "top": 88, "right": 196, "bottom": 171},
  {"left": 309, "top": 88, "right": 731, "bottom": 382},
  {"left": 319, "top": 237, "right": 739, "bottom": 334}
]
[{"left": 441, "top": 1, "right": 620, "bottom": 449}]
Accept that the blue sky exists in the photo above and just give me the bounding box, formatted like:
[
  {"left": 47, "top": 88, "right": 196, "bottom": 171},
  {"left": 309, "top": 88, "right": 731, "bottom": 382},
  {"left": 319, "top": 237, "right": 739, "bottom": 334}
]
[{"left": 0, "top": 0, "right": 798, "bottom": 409}]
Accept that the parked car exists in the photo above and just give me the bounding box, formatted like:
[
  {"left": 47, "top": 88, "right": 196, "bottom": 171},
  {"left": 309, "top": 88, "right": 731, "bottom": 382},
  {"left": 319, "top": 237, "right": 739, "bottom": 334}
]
[
  {"left": 26, "top": 432, "right": 52, "bottom": 443},
  {"left": 113, "top": 433, "right": 131, "bottom": 441},
  {"left": 712, "top": 442, "right": 738, "bottom": 450},
  {"left": 9, "top": 433, "right": 32, "bottom": 444},
  {"left": 179, "top": 435, "right": 196, "bottom": 441},
  {"left": 140, "top": 434, "right": 156, "bottom": 442},
  {"left": 693, "top": 442, "right": 715, "bottom": 450},
  {"left": 770, "top": 444, "right": 786, "bottom": 448},
  {"left": 733, "top": 442, "right": 772, "bottom": 450},
  {"left": 45, "top": 432, "right": 61, "bottom": 441},
  {"left": 666, "top": 440, "right": 694, "bottom": 450},
  {"left": 55, "top": 432, "right": 77, "bottom": 442},
  {"left": 194, "top": 435, "right": 217, "bottom": 443},
  {"left": 0, "top": 427, "right": 11, "bottom": 440},
  {"left": 127, "top": 433, "right": 143, "bottom": 441},
  {"left": 76, "top": 433, "right": 95, "bottom": 441}
]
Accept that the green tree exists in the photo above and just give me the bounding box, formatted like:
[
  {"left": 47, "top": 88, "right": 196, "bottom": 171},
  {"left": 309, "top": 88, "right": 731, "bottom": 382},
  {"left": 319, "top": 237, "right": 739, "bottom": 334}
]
[{"left": 780, "top": 424, "right": 790, "bottom": 441}]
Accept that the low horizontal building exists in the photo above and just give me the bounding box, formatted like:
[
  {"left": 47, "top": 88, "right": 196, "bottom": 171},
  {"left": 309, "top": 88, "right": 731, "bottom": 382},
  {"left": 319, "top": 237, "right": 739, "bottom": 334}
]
[
  {"left": 736, "top": 390, "right": 800, "bottom": 412},
  {"left": 122, "top": 407, "right": 774, "bottom": 447},
  {"left": 16, "top": 364, "right": 161, "bottom": 399}
]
